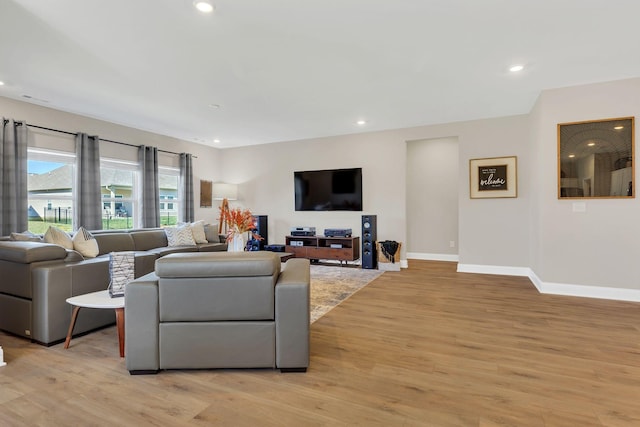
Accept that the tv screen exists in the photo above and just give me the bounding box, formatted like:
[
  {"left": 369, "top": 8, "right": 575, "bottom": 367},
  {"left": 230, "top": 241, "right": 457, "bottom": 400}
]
[{"left": 294, "top": 168, "right": 362, "bottom": 211}]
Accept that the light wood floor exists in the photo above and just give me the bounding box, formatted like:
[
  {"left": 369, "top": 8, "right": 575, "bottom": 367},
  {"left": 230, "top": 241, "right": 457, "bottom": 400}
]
[{"left": 1, "top": 260, "right": 639, "bottom": 426}]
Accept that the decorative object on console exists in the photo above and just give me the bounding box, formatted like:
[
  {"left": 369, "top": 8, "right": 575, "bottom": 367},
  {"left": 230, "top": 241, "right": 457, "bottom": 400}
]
[{"left": 220, "top": 207, "right": 263, "bottom": 252}]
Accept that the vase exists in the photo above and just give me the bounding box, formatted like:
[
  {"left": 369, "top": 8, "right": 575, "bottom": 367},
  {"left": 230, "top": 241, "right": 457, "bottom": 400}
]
[{"left": 228, "top": 233, "right": 245, "bottom": 252}]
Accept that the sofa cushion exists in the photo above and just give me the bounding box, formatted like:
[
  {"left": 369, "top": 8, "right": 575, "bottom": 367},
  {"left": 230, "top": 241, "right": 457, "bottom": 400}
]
[
  {"left": 0, "top": 242, "right": 67, "bottom": 263},
  {"left": 155, "top": 252, "right": 280, "bottom": 278},
  {"left": 203, "top": 224, "right": 220, "bottom": 243},
  {"left": 64, "top": 249, "right": 85, "bottom": 263},
  {"left": 72, "top": 227, "right": 99, "bottom": 258},
  {"left": 130, "top": 229, "right": 168, "bottom": 251},
  {"left": 44, "top": 226, "right": 73, "bottom": 250},
  {"left": 147, "top": 245, "right": 199, "bottom": 258},
  {"left": 164, "top": 226, "right": 196, "bottom": 247},
  {"left": 93, "top": 233, "right": 135, "bottom": 256},
  {"left": 196, "top": 242, "right": 227, "bottom": 252}
]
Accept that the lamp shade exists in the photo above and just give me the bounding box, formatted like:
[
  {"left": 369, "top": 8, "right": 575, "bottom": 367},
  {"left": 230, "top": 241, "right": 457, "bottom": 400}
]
[{"left": 212, "top": 183, "right": 238, "bottom": 200}]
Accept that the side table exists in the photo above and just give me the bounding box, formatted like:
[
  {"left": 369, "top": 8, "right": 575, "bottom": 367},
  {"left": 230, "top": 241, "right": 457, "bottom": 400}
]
[{"left": 64, "top": 290, "right": 125, "bottom": 357}]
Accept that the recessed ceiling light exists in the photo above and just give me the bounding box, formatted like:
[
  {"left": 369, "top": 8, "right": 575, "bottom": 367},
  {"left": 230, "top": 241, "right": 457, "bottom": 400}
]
[
  {"left": 509, "top": 65, "right": 524, "bottom": 73},
  {"left": 587, "top": 142, "right": 595, "bottom": 146},
  {"left": 0, "top": 81, "right": 5, "bottom": 86},
  {"left": 356, "top": 120, "right": 367, "bottom": 126},
  {"left": 194, "top": 1, "right": 214, "bottom": 13},
  {"left": 568, "top": 154, "right": 575, "bottom": 158},
  {"left": 614, "top": 125, "right": 624, "bottom": 130},
  {"left": 213, "top": 139, "right": 221, "bottom": 144}
]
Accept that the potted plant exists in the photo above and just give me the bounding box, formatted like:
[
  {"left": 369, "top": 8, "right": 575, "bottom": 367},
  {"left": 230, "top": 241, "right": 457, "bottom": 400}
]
[{"left": 220, "top": 207, "right": 262, "bottom": 251}]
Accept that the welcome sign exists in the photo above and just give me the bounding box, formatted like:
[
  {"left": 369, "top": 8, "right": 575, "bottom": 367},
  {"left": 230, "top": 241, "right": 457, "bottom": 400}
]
[{"left": 469, "top": 156, "right": 517, "bottom": 198}]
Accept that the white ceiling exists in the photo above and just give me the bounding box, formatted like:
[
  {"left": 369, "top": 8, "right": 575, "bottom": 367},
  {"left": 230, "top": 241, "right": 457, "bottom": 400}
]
[{"left": 1, "top": 0, "right": 640, "bottom": 148}]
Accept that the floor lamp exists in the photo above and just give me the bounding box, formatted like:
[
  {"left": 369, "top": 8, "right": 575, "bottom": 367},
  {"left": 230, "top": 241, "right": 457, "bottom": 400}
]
[{"left": 212, "top": 183, "right": 238, "bottom": 235}]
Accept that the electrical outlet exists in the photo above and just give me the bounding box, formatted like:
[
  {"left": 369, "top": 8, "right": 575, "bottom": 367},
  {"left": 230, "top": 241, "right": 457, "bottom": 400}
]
[{"left": 449, "top": 241, "right": 455, "bottom": 248}]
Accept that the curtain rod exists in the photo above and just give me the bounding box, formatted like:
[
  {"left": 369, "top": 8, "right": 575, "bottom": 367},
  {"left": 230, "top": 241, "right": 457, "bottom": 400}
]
[{"left": 23, "top": 123, "right": 197, "bottom": 158}]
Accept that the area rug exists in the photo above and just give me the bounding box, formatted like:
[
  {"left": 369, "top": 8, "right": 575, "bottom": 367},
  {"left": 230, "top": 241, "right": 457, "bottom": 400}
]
[{"left": 309, "top": 265, "right": 384, "bottom": 323}]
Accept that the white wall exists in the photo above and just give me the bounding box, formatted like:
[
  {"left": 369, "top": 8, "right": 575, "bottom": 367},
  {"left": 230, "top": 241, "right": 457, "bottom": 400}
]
[
  {"left": 219, "top": 132, "right": 407, "bottom": 252},
  {"left": 531, "top": 78, "right": 640, "bottom": 292},
  {"left": 221, "top": 114, "right": 532, "bottom": 269},
  {"left": 406, "top": 137, "right": 459, "bottom": 260},
  {"left": 1, "top": 96, "right": 223, "bottom": 224}
]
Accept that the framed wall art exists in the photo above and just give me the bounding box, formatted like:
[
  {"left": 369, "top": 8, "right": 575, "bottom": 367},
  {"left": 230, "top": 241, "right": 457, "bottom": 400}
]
[
  {"left": 469, "top": 156, "right": 518, "bottom": 199},
  {"left": 200, "top": 180, "right": 212, "bottom": 207}
]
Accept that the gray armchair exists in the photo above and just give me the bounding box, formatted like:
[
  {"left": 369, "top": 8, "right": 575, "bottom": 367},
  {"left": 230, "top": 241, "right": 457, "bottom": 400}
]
[{"left": 125, "top": 251, "right": 310, "bottom": 374}]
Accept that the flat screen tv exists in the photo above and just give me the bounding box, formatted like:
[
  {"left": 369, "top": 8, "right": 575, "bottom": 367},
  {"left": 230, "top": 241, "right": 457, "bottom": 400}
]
[{"left": 294, "top": 168, "right": 363, "bottom": 211}]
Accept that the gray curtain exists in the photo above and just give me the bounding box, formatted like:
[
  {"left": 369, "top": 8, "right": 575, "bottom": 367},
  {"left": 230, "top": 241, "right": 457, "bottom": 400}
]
[
  {"left": 74, "top": 133, "right": 102, "bottom": 230},
  {"left": 180, "top": 153, "right": 194, "bottom": 223},
  {"left": 0, "top": 118, "right": 28, "bottom": 235},
  {"left": 139, "top": 145, "right": 160, "bottom": 228}
]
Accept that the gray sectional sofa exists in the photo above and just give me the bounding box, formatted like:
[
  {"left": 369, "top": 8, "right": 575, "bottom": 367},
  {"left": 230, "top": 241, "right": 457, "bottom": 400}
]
[{"left": 0, "top": 227, "right": 227, "bottom": 345}]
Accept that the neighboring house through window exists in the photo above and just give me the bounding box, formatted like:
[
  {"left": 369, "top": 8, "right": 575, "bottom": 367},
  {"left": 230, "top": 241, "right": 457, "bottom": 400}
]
[
  {"left": 159, "top": 167, "right": 179, "bottom": 226},
  {"left": 101, "top": 158, "right": 138, "bottom": 230},
  {"left": 27, "top": 147, "right": 177, "bottom": 231},
  {"left": 27, "top": 148, "right": 75, "bottom": 234}
]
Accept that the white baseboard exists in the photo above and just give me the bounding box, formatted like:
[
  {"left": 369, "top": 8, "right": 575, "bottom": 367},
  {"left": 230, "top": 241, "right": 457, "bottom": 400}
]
[
  {"left": 457, "top": 263, "right": 640, "bottom": 303},
  {"left": 457, "top": 263, "right": 530, "bottom": 277},
  {"left": 407, "top": 252, "right": 459, "bottom": 262}
]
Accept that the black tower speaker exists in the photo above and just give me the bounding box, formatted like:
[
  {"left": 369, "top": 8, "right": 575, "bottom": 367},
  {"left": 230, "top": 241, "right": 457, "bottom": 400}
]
[
  {"left": 361, "top": 215, "right": 377, "bottom": 269},
  {"left": 248, "top": 215, "right": 268, "bottom": 251}
]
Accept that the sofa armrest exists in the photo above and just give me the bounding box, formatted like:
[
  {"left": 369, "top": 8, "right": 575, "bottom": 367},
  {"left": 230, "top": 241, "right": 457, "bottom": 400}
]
[
  {"left": 274, "top": 258, "right": 310, "bottom": 370},
  {"left": 125, "top": 272, "right": 160, "bottom": 373}
]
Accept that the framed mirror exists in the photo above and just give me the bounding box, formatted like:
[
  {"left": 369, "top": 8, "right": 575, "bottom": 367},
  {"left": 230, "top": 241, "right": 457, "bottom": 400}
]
[{"left": 558, "top": 117, "right": 634, "bottom": 198}]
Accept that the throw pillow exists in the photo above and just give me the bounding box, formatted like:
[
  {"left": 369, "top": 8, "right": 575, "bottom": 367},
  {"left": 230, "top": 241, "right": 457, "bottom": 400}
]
[
  {"left": 72, "top": 227, "right": 99, "bottom": 258},
  {"left": 177, "top": 220, "right": 208, "bottom": 244},
  {"left": 10, "top": 231, "right": 43, "bottom": 242},
  {"left": 165, "top": 225, "right": 196, "bottom": 247},
  {"left": 204, "top": 224, "right": 220, "bottom": 243},
  {"left": 190, "top": 220, "right": 208, "bottom": 244},
  {"left": 44, "top": 226, "right": 74, "bottom": 250}
]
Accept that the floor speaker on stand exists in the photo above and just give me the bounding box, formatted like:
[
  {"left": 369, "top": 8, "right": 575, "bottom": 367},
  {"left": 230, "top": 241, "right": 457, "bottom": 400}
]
[
  {"left": 248, "top": 215, "right": 268, "bottom": 251},
  {"left": 361, "top": 215, "right": 377, "bottom": 269}
]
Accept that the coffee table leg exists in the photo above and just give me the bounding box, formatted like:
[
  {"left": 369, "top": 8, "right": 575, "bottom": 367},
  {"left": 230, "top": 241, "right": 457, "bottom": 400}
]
[
  {"left": 64, "top": 306, "right": 81, "bottom": 349},
  {"left": 115, "top": 307, "right": 125, "bottom": 357}
]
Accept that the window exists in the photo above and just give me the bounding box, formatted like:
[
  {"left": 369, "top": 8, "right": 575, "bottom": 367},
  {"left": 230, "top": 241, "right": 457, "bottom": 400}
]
[
  {"left": 159, "top": 167, "right": 179, "bottom": 226},
  {"left": 27, "top": 148, "right": 75, "bottom": 233},
  {"left": 101, "top": 158, "right": 138, "bottom": 230}
]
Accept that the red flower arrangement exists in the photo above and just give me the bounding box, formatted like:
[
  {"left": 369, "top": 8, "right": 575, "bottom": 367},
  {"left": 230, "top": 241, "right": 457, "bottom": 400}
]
[{"left": 220, "top": 207, "right": 263, "bottom": 243}]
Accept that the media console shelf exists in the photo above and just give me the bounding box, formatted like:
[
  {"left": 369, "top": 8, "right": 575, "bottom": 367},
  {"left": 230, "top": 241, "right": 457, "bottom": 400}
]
[{"left": 285, "top": 235, "right": 360, "bottom": 266}]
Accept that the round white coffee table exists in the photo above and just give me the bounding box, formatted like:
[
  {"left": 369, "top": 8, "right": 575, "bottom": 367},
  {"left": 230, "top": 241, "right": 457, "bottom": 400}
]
[{"left": 64, "top": 290, "right": 125, "bottom": 357}]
